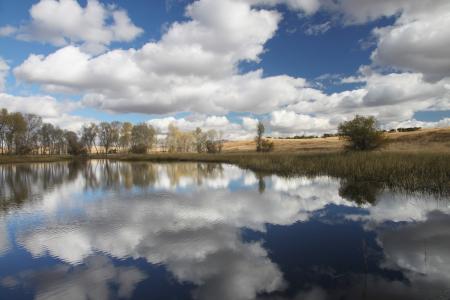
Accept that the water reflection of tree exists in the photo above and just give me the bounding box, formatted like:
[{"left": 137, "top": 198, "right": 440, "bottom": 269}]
[
  {"left": 1, "top": 161, "right": 230, "bottom": 214},
  {"left": 257, "top": 174, "right": 266, "bottom": 194},
  {"left": 0, "top": 162, "right": 82, "bottom": 213},
  {"left": 338, "top": 179, "right": 382, "bottom": 205}
]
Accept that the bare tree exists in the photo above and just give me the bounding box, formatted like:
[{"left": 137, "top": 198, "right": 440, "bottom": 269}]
[
  {"left": 0, "top": 109, "right": 8, "bottom": 155},
  {"left": 24, "top": 114, "right": 42, "bottom": 154},
  {"left": 256, "top": 121, "right": 264, "bottom": 152},
  {"left": 98, "top": 122, "right": 115, "bottom": 154},
  {"left": 81, "top": 123, "right": 98, "bottom": 154},
  {"left": 131, "top": 123, "right": 156, "bottom": 153},
  {"left": 119, "top": 122, "right": 133, "bottom": 151},
  {"left": 194, "top": 127, "right": 207, "bottom": 153}
]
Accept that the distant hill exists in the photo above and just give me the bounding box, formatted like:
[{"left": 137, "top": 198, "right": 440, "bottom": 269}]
[{"left": 222, "top": 127, "right": 450, "bottom": 153}]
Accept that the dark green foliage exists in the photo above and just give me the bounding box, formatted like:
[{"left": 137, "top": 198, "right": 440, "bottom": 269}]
[
  {"left": 338, "top": 179, "right": 382, "bottom": 204},
  {"left": 397, "top": 127, "right": 421, "bottom": 132},
  {"left": 338, "top": 115, "right": 385, "bottom": 150}
]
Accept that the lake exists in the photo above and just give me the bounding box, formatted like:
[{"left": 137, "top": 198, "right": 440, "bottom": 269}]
[{"left": 0, "top": 160, "right": 449, "bottom": 300}]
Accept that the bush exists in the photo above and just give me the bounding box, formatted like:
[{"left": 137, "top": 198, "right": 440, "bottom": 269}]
[
  {"left": 259, "top": 139, "right": 274, "bottom": 152},
  {"left": 397, "top": 127, "right": 421, "bottom": 132},
  {"left": 129, "top": 144, "right": 147, "bottom": 154},
  {"left": 338, "top": 115, "right": 385, "bottom": 151},
  {"left": 16, "top": 145, "right": 33, "bottom": 155},
  {"left": 206, "top": 141, "right": 218, "bottom": 153}
]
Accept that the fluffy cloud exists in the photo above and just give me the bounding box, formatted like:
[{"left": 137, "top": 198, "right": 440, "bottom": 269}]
[
  {"left": 320, "top": 0, "right": 448, "bottom": 24},
  {"left": 270, "top": 110, "right": 335, "bottom": 135},
  {"left": 245, "top": 0, "right": 321, "bottom": 14},
  {"left": 1, "top": 256, "right": 146, "bottom": 300},
  {"left": 14, "top": 0, "right": 286, "bottom": 115},
  {"left": 370, "top": 2, "right": 450, "bottom": 81},
  {"left": 385, "top": 118, "right": 450, "bottom": 130},
  {"left": 9, "top": 0, "right": 450, "bottom": 136},
  {"left": 311, "top": 0, "right": 450, "bottom": 81},
  {"left": 0, "top": 58, "right": 9, "bottom": 92},
  {"left": 3, "top": 162, "right": 356, "bottom": 299},
  {"left": 147, "top": 115, "right": 257, "bottom": 140},
  {"left": 3, "top": 0, "right": 142, "bottom": 54},
  {"left": 3, "top": 160, "right": 449, "bottom": 298},
  {"left": 0, "top": 93, "right": 93, "bottom": 131}
]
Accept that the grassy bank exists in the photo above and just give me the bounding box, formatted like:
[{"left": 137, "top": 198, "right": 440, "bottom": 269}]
[
  {"left": 110, "top": 151, "right": 450, "bottom": 195},
  {"left": 0, "top": 155, "right": 74, "bottom": 164}
]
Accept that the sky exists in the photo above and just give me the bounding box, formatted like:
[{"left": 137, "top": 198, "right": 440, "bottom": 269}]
[{"left": 0, "top": 0, "right": 449, "bottom": 139}]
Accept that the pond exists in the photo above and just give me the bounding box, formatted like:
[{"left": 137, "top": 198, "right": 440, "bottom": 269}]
[{"left": 0, "top": 160, "right": 449, "bottom": 300}]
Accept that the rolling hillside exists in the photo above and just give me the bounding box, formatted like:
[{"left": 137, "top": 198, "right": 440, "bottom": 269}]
[{"left": 222, "top": 127, "right": 450, "bottom": 153}]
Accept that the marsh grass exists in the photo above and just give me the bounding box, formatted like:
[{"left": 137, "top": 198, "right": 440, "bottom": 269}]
[
  {"left": 110, "top": 151, "right": 450, "bottom": 195},
  {"left": 0, "top": 155, "right": 73, "bottom": 164},
  {"left": 0, "top": 151, "right": 448, "bottom": 195}
]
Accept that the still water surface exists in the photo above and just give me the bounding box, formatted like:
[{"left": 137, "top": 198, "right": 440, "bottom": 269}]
[{"left": 0, "top": 160, "right": 449, "bottom": 300}]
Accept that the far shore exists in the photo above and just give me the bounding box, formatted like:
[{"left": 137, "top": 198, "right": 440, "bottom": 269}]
[
  {"left": 0, "top": 128, "right": 449, "bottom": 195},
  {"left": 1, "top": 150, "right": 449, "bottom": 196}
]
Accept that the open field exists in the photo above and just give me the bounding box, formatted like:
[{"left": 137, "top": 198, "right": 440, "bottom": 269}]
[{"left": 222, "top": 127, "right": 450, "bottom": 153}]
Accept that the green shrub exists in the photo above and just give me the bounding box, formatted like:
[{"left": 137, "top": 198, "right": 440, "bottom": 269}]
[{"left": 338, "top": 115, "right": 385, "bottom": 150}]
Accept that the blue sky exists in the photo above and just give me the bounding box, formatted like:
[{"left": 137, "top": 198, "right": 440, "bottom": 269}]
[{"left": 0, "top": 0, "right": 449, "bottom": 138}]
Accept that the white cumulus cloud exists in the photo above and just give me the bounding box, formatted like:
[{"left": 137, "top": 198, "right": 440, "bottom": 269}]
[{"left": 3, "top": 0, "right": 143, "bottom": 54}]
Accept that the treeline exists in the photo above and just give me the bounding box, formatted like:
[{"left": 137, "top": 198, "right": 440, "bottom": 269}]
[
  {"left": 387, "top": 127, "right": 422, "bottom": 133},
  {"left": 0, "top": 108, "right": 224, "bottom": 155}
]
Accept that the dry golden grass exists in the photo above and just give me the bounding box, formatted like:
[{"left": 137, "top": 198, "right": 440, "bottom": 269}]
[{"left": 222, "top": 127, "right": 450, "bottom": 153}]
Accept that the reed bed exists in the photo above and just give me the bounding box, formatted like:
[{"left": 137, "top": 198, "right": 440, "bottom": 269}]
[
  {"left": 111, "top": 151, "right": 450, "bottom": 195},
  {"left": 0, "top": 151, "right": 448, "bottom": 195},
  {"left": 0, "top": 155, "right": 73, "bottom": 164}
]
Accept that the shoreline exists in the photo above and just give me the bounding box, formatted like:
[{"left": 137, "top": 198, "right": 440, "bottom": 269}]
[{"left": 1, "top": 151, "right": 449, "bottom": 195}]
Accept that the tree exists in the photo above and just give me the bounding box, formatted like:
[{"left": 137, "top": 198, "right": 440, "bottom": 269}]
[
  {"left": 204, "top": 129, "right": 224, "bottom": 153},
  {"left": 166, "top": 123, "right": 180, "bottom": 152},
  {"left": 130, "top": 123, "right": 156, "bottom": 153},
  {"left": 110, "top": 121, "right": 121, "bottom": 150},
  {"left": 0, "top": 109, "right": 8, "bottom": 154},
  {"left": 194, "top": 127, "right": 207, "bottom": 153},
  {"left": 64, "top": 131, "right": 85, "bottom": 155},
  {"left": 81, "top": 123, "right": 98, "bottom": 154},
  {"left": 256, "top": 121, "right": 264, "bottom": 152},
  {"left": 98, "top": 122, "right": 114, "bottom": 154},
  {"left": 338, "top": 115, "right": 385, "bottom": 151},
  {"left": 39, "top": 123, "right": 55, "bottom": 154},
  {"left": 52, "top": 127, "right": 65, "bottom": 155},
  {"left": 24, "top": 114, "right": 42, "bottom": 154},
  {"left": 4, "top": 112, "right": 27, "bottom": 154},
  {"left": 255, "top": 121, "right": 274, "bottom": 152},
  {"left": 119, "top": 122, "right": 133, "bottom": 151}
]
